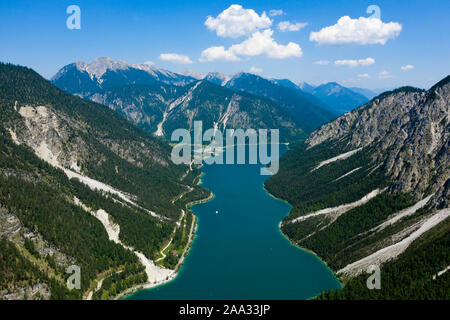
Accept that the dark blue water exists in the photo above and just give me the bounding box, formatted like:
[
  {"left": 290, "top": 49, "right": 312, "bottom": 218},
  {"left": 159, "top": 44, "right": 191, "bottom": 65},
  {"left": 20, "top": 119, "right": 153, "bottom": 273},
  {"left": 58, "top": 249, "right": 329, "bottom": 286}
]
[{"left": 127, "top": 147, "right": 341, "bottom": 299}]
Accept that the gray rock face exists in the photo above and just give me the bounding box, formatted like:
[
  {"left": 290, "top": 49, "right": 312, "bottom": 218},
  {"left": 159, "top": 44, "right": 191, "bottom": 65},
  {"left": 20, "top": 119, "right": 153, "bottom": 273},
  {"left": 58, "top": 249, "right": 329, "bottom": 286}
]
[
  {"left": 2, "top": 283, "right": 51, "bottom": 300},
  {"left": 10, "top": 103, "right": 171, "bottom": 173},
  {"left": 307, "top": 80, "right": 450, "bottom": 207},
  {"left": 0, "top": 205, "right": 74, "bottom": 300},
  {"left": 14, "top": 105, "right": 89, "bottom": 171}
]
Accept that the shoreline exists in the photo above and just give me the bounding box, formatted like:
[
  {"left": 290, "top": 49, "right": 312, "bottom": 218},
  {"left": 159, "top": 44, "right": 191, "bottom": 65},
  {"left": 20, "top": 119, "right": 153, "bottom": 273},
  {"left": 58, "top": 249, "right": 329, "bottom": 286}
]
[
  {"left": 116, "top": 176, "right": 214, "bottom": 300},
  {"left": 115, "top": 215, "right": 199, "bottom": 300},
  {"left": 117, "top": 151, "right": 338, "bottom": 300},
  {"left": 263, "top": 182, "right": 343, "bottom": 298}
]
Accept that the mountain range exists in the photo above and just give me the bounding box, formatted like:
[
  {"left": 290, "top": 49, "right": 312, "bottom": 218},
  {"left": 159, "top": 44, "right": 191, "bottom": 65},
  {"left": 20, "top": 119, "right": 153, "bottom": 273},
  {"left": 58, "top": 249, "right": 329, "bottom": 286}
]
[
  {"left": 224, "top": 72, "right": 337, "bottom": 128},
  {"left": 52, "top": 57, "right": 383, "bottom": 139},
  {"left": 52, "top": 59, "right": 310, "bottom": 141}
]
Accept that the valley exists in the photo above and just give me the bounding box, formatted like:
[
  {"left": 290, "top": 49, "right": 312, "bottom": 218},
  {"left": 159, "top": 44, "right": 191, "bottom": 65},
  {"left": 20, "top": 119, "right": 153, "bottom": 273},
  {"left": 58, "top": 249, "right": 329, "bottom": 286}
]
[
  {"left": 0, "top": 59, "right": 448, "bottom": 300},
  {"left": 1, "top": 0, "right": 449, "bottom": 308}
]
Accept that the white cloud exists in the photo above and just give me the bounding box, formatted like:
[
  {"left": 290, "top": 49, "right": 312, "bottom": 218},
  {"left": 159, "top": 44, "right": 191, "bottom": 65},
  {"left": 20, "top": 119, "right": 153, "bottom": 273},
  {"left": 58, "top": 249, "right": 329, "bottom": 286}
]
[
  {"left": 200, "top": 29, "right": 302, "bottom": 62},
  {"left": 269, "top": 9, "right": 284, "bottom": 17},
  {"left": 401, "top": 64, "right": 414, "bottom": 71},
  {"left": 379, "top": 70, "right": 392, "bottom": 79},
  {"left": 278, "top": 21, "right": 308, "bottom": 32},
  {"left": 205, "top": 4, "right": 272, "bottom": 38},
  {"left": 313, "top": 60, "right": 329, "bottom": 65},
  {"left": 199, "top": 46, "right": 241, "bottom": 62},
  {"left": 159, "top": 53, "right": 193, "bottom": 64},
  {"left": 334, "top": 57, "right": 375, "bottom": 68},
  {"left": 249, "top": 66, "right": 263, "bottom": 74},
  {"left": 358, "top": 73, "right": 370, "bottom": 78},
  {"left": 231, "top": 29, "right": 302, "bottom": 59},
  {"left": 359, "top": 58, "right": 376, "bottom": 66},
  {"left": 143, "top": 61, "right": 155, "bottom": 66},
  {"left": 310, "top": 16, "right": 402, "bottom": 45}
]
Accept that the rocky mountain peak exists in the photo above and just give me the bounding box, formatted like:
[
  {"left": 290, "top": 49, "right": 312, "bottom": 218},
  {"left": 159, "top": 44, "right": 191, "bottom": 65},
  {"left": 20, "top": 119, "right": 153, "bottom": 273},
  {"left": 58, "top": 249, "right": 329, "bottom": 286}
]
[
  {"left": 74, "top": 57, "right": 133, "bottom": 79},
  {"left": 52, "top": 57, "right": 197, "bottom": 93},
  {"left": 203, "top": 72, "right": 230, "bottom": 86}
]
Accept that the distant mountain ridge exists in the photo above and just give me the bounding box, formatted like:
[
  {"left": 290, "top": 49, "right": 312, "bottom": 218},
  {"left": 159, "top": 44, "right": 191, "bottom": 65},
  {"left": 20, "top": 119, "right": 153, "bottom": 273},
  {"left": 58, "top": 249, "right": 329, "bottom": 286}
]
[
  {"left": 225, "top": 72, "right": 337, "bottom": 129},
  {"left": 271, "top": 78, "right": 301, "bottom": 91},
  {"left": 298, "top": 81, "right": 315, "bottom": 94},
  {"left": 311, "top": 82, "right": 369, "bottom": 114},
  {"left": 204, "top": 73, "right": 371, "bottom": 116},
  {"left": 348, "top": 87, "right": 378, "bottom": 100},
  {"left": 52, "top": 57, "right": 197, "bottom": 94},
  {"left": 90, "top": 79, "right": 306, "bottom": 141}
]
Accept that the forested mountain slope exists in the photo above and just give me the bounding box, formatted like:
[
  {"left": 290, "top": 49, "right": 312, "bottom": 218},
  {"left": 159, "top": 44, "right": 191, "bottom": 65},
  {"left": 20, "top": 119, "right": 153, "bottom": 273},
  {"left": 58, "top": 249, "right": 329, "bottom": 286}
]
[
  {"left": 0, "top": 63, "right": 209, "bottom": 299},
  {"left": 84, "top": 83, "right": 188, "bottom": 135},
  {"left": 265, "top": 76, "right": 450, "bottom": 299}
]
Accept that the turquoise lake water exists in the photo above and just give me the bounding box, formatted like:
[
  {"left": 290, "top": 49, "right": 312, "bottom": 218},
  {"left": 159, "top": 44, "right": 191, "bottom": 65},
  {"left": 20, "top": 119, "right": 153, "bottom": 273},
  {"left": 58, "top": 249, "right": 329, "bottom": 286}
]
[{"left": 127, "top": 146, "right": 341, "bottom": 299}]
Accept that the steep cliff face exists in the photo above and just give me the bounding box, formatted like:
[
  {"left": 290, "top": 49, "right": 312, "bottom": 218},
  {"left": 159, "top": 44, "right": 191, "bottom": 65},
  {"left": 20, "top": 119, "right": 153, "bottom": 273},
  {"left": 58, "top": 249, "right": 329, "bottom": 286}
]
[
  {"left": 13, "top": 105, "right": 89, "bottom": 170},
  {"left": 307, "top": 82, "right": 449, "bottom": 207}
]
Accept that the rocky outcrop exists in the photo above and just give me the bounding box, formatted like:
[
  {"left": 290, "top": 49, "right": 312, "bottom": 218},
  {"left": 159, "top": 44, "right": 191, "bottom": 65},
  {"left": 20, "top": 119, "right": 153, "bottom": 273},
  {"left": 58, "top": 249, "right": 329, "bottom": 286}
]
[
  {"left": 15, "top": 105, "right": 88, "bottom": 171},
  {"left": 307, "top": 80, "right": 449, "bottom": 206}
]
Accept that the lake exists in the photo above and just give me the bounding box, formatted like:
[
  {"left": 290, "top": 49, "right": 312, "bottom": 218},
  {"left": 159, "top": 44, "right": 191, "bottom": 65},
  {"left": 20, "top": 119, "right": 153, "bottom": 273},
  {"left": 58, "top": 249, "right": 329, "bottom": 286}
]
[{"left": 127, "top": 145, "right": 341, "bottom": 299}]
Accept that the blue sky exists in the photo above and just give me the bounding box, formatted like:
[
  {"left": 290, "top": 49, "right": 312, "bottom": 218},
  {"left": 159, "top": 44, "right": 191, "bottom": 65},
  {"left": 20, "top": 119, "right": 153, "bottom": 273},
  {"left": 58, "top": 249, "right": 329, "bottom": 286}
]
[{"left": 0, "top": 0, "right": 449, "bottom": 89}]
